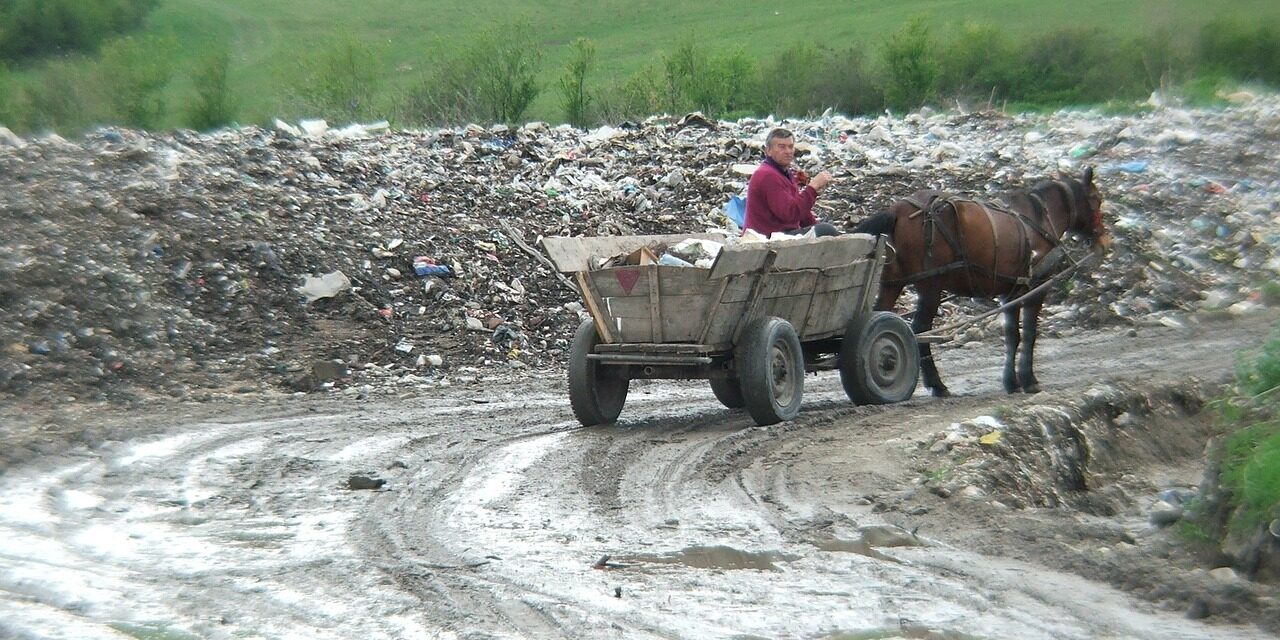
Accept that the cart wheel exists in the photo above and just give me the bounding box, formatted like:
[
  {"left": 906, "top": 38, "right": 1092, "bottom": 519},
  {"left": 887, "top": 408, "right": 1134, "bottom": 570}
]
[
  {"left": 569, "top": 319, "right": 629, "bottom": 426},
  {"left": 709, "top": 377, "right": 745, "bottom": 409},
  {"left": 839, "top": 311, "right": 919, "bottom": 405},
  {"left": 737, "top": 317, "right": 804, "bottom": 425}
]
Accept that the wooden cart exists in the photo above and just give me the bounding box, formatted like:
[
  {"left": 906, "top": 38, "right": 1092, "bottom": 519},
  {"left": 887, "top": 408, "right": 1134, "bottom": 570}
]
[{"left": 543, "top": 233, "right": 919, "bottom": 426}]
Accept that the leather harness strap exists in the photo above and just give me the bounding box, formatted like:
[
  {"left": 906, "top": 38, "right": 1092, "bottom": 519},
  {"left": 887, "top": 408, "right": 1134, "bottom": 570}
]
[{"left": 885, "top": 180, "right": 1082, "bottom": 289}]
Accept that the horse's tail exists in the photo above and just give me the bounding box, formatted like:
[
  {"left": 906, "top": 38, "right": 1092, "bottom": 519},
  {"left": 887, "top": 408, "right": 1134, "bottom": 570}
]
[{"left": 851, "top": 209, "right": 897, "bottom": 240}]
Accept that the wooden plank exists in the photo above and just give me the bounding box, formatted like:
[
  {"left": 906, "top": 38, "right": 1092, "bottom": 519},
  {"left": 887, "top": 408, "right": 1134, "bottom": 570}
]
[
  {"left": 590, "top": 267, "right": 650, "bottom": 299},
  {"left": 648, "top": 268, "right": 663, "bottom": 343},
  {"left": 542, "top": 233, "right": 724, "bottom": 273},
  {"left": 695, "top": 277, "right": 732, "bottom": 345},
  {"left": 708, "top": 234, "right": 876, "bottom": 279},
  {"left": 701, "top": 301, "right": 749, "bottom": 349},
  {"left": 804, "top": 289, "right": 862, "bottom": 336},
  {"left": 758, "top": 294, "right": 815, "bottom": 336},
  {"left": 731, "top": 250, "right": 778, "bottom": 344},
  {"left": 596, "top": 343, "right": 717, "bottom": 354},
  {"left": 576, "top": 271, "right": 613, "bottom": 344}
]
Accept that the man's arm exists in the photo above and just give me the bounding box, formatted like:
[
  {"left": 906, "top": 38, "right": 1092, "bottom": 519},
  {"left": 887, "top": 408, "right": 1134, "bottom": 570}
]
[{"left": 760, "top": 170, "right": 818, "bottom": 229}]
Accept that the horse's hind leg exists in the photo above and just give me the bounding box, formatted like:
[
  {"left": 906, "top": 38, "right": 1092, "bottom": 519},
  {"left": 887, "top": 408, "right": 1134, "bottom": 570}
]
[
  {"left": 1001, "top": 303, "right": 1022, "bottom": 393},
  {"left": 913, "top": 288, "right": 950, "bottom": 397},
  {"left": 1018, "top": 296, "right": 1045, "bottom": 393}
]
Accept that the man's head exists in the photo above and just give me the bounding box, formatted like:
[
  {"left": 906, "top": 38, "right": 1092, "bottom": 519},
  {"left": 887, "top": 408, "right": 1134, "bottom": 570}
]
[{"left": 765, "top": 128, "right": 795, "bottom": 167}]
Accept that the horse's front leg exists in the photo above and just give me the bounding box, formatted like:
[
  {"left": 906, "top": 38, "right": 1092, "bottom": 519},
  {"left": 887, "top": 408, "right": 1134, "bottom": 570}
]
[
  {"left": 1018, "top": 296, "right": 1045, "bottom": 393},
  {"left": 1001, "top": 303, "right": 1022, "bottom": 393},
  {"left": 914, "top": 288, "right": 949, "bottom": 397}
]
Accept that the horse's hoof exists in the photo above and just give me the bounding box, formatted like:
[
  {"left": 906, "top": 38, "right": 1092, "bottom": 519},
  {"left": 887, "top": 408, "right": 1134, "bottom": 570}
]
[
  {"left": 931, "top": 387, "right": 951, "bottom": 398},
  {"left": 1004, "top": 386, "right": 1021, "bottom": 394},
  {"left": 1023, "top": 384, "right": 1041, "bottom": 394}
]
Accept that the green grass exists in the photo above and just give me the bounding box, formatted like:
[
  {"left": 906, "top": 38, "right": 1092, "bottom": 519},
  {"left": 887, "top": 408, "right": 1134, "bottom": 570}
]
[
  {"left": 7, "top": 0, "right": 1280, "bottom": 128},
  {"left": 1220, "top": 420, "right": 1280, "bottom": 533}
]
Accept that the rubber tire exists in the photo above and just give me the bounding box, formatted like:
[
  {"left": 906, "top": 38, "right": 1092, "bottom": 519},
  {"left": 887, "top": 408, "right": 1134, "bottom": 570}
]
[
  {"left": 709, "top": 377, "right": 746, "bottom": 409},
  {"left": 839, "top": 311, "right": 920, "bottom": 405},
  {"left": 737, "top": 317, "right": 804, "bottom": 426},
  {"left": 568, "top": 319, "right": 629, "bottom": 426}
]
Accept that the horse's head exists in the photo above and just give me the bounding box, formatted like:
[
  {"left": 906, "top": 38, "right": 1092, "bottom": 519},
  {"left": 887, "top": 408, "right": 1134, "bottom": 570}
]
[{"left": 1064, "top": 166, "right": 1111, "bottom": 253}]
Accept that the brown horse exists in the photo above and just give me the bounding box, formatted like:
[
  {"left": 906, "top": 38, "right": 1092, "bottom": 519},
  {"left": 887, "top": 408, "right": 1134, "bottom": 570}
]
[{"left": 851, "top": 167, "right": 1111, "bottom": 397}]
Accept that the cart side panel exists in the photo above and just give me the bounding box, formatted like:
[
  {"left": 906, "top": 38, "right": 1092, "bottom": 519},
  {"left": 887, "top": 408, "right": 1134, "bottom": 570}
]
[
  {"left": 802, "top": 260, "right": 875, "bottom": 339},
  {"left": 587, "top": 266, "right": 720, "bottom": 344}
]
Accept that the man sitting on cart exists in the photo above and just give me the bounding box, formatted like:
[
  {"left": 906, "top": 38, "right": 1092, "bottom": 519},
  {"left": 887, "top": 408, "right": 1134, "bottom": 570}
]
[{"left": 744, "top": 128, "right": 839, "bottom": 238}]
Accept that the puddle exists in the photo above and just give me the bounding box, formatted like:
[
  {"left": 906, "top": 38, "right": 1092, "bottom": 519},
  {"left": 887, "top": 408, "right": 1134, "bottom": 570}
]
[{"left": 626, "top": 545, "right": 799, "bottom": 571}]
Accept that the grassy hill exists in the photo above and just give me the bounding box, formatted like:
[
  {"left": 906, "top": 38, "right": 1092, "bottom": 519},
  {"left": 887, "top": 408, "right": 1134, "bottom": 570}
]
[{"left": 8, "top": 0, "right": 1280, "bottom": 129}]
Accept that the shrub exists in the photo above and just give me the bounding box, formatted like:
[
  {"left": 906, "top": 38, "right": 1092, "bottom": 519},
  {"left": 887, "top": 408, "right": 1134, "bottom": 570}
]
[
  {"left": 21, "top": 60, "right": 98, "bottom": 133},
  {"left": 403, "top": 22, "right": 541, "bottom": 125},
  {"left": 757, "top": 44, "right": 822, "bottom": 116},
  {"left": 186, "top": 49, "right": 238, "bottom": 131},
  {"left": 0, "top": 0, "right": 159, "bottom": 62},
  {"left": 290, "top": 36, "right": 382, "bottom": 122},
  {"left": 1012, "top": 28, "right": 1136, "bottom": 104},
  {"left": 937, "top": 22, "right": 1021, "bottom": 108},
  {"left": 818, "top": 47, "right": 883, "bottom": 116},
  {"left": 98, "top": 35, "right": 175, "bottom": 129},
  {"left": 880, "top": 16, "right": 939, "bottom": 109},
  {"left": 660, "top": 37, "right": 755, "bottom": 117},
  {"left": 593, "top": 67, "right": 664, "bottom": 123},
  {"left": 1199, "top": 18, "right": 1280, "bottom": 85},
  {"left": 558, "top": 38, "right": 596, "bottom": 128}
]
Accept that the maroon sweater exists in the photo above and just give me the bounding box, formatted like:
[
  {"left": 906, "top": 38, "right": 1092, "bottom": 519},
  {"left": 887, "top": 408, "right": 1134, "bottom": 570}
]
[{"left": 744, "top": 158, "right": 817, "bottom": 236}]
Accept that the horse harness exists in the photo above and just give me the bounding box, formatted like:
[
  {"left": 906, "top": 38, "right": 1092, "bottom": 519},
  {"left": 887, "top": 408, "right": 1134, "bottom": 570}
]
[{"left": 885, "top": 181, "right": 1082, "bottom": 292}]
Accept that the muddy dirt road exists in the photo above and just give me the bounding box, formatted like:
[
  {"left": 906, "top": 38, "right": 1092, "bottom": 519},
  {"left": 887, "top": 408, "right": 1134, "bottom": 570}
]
[{"left": 2, "top": 313, "right": 1277, "bottom": 640}]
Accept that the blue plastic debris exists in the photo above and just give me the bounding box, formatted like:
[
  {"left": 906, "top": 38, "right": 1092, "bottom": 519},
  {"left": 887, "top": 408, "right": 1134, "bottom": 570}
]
[{"left": 724, "top": 195, "right": 746, "bottom": 227}]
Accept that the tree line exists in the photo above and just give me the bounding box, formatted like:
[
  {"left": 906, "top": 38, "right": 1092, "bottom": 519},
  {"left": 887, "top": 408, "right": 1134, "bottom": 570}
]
[{"left": 1, "top": 15, "right": 1278, "bottom": 134}]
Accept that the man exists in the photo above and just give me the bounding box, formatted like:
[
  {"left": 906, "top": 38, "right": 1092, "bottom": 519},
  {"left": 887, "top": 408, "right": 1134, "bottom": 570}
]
[{"left": 744, "top": 128, "right": 838, "bottom": 237}]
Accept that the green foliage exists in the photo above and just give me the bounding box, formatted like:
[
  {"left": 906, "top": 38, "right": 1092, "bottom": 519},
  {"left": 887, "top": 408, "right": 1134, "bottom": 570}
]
[
  {"left": 593, "top": 67, "right": 664, "bottom": 123},
  {"left": 0, "top": 62, "right": 15, "bottom": 126},
  {"left": 1200, "top": 18, "right": 1280, "bottom": 85},
  {"left": 755, "top": 44, "right": 880, "bottom": 117},
  {"left": 1016, "top": 28, "right": 1126, "bottom": 104},
  {"left": 1209, "top": 325, "right": 1280, "bottom": 537},
  {"left": 98, "top": 36, "right": 175, "bottom": 129},
  {"left": 1261, "top": 280, "right": 1280, "bottom": 306},
  {"left": 937, "top": 22, "right": 1021, "bottom": 107},
  {"left": 1235, "top": 325, "right": 1280, "bottom": 401},
  {"left": 558, "top": 38, "right": 596, "bottom": 128},
  {"left": 0, "top": 0, "right": 159, "bottom": 62},
  {"left": 19, "top": 60, "right": 98, "bottom": 132},
  {"left": 290, "top": 37, "right": 381, "bottom": 122},
  {"left": 403, "top": 22, "right": 541, "bottom": 125},
  {"left": 1219, "top": 422, "right": 1280, "bottom": 532},
  {"left": 880, "top": 16, "right": 939, "bottom": 109},
  {"left": 185, "top": 49, "right": 238, "bottom": 131},
  {"left": 660, "top": 37, "right": 756, "bottom": 117}
]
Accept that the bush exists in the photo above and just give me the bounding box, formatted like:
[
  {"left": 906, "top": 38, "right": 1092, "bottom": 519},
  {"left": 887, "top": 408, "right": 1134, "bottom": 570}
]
[
  {"left": 937, "top": 22, "right": 1021, "bottom": 107},
  {"left": 880, "top": 16, "right": 939, "bottom": 109},
  {"left": 757, "top": 45, "right": 880, "bottom": 117},
  {"left": 0, "top": 0, "right": 159, "bottom": 62},
  {"left": 290, "top": 37, "right": 382, "bottom": 122},
  {"left": 593, "top": 67, "right": 664, "bottom": 123},
  {"left": 558, "top": 38, "right": 596, "bottom": 128},
  {"left": 403, "top": 22, "right": 541, "bottom": 125},
  {"left": 1199, "top": 18, "right": 1280, "bottom": 85},
  {"left": 658, "top": 38, "right": 755, "bottom": 117},
  {"left": 186, "top": 49, "right": 238, "bottom": 131},
  {"left": 0, "top": 62, "right": 16, "bottom": 127},
  {"left": 1209, "top": 324, "right": 1280, "bottom": 537},
  {"left": 20, "top": 60, "right": 98, "bottom": 133},
  {"left": 1012, "top": 28, "right": 1135, "bottom": 104},
  {"left": 98, "top": 35, "right": 174, "bottom": 129}
]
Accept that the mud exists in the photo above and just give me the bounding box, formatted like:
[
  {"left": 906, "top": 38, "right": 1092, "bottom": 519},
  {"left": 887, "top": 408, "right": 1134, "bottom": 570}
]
[{"left": 2, "top": 312, "right": 1278, "bottom": 639}]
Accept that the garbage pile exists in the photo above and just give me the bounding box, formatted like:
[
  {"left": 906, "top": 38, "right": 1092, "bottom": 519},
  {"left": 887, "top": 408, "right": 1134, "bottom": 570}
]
[{"left": 1, "top": 93, "right": 1277, "bottom": 404}]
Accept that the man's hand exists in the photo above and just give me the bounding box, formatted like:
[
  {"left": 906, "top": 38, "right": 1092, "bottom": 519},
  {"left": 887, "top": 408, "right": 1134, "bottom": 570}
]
[
  {"left": 809, "top": 170, "right": 834, "bottom": 192},
  {"left": 794, "top": 169, "right": 810, "bottom": 187}
]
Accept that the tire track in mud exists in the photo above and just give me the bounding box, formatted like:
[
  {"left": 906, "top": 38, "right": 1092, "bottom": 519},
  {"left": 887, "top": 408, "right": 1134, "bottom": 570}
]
[{"left": 1, "top": 315, "right": 1276, "bottom": 639}]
